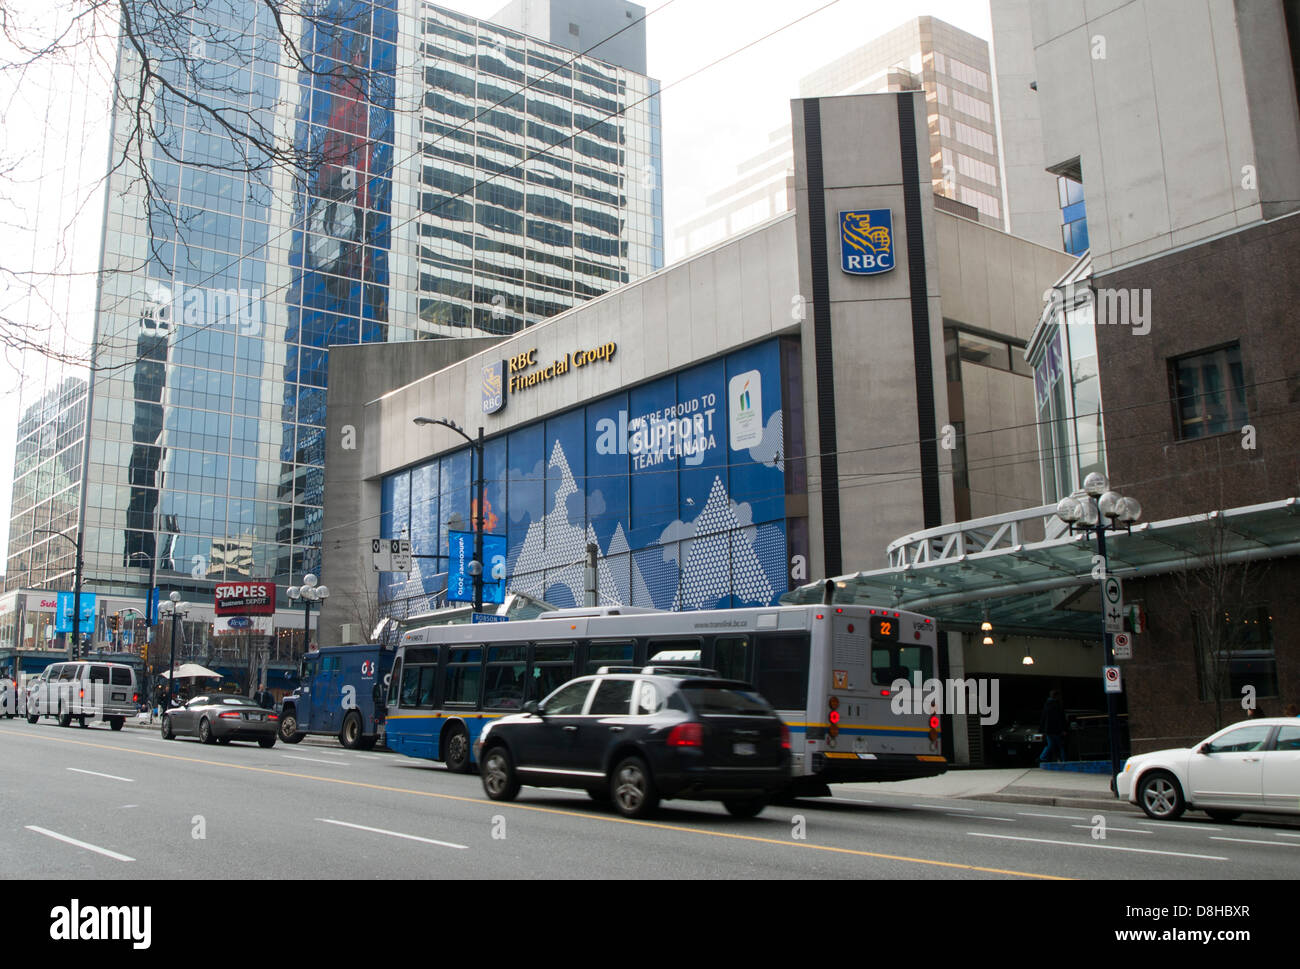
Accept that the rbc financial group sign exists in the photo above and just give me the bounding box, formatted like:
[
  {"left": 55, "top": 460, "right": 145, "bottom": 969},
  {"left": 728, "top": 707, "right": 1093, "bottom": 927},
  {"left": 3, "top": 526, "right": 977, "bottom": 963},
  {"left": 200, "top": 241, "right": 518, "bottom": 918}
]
[{"left": 840, "top": 209, "right": 895, "bottom": 275}]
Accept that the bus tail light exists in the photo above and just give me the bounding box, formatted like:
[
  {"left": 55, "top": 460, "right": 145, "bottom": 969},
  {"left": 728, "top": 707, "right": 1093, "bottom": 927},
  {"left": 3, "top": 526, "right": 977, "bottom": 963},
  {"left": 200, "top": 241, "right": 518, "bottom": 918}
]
[
  {"left": 667, "top": 722, "right": 702, "bottom": 748},
  {"left": 828, "top": 696, "right": 840, "bottom": 740},
  {"left": 780, "top": 723, "right": 790, "bottom": 750},
  {"left": 929, "top": 714, "right": 940, "bottom": 744}
]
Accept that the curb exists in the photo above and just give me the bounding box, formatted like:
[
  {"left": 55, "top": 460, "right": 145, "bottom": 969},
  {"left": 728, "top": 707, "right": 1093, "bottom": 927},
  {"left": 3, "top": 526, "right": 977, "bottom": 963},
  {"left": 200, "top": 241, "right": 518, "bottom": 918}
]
[{"left": 974, "top": 791, "right": 1141, "bottom": 813}]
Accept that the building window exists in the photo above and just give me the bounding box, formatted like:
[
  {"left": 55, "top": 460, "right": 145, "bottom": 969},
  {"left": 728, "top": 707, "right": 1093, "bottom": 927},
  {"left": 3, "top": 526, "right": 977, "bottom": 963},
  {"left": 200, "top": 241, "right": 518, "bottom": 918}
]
[
  {"left": 1058, "top": 176, "right": 1088, "bottom": 255},
  {"left": 1170, "top": 343, "right": 1248, "bottom": 440},
  {"left": 1194, "top": 604, "right": 1278, "bottom": 702}
]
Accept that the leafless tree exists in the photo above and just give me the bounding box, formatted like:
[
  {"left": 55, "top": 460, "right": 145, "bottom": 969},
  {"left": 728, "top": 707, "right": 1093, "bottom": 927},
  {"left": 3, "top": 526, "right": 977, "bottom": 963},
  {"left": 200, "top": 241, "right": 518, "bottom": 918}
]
[
  {"left": 0, "top": 0, "right": 402, "bottom": 370},
  {"left": 1171, "top": 512, "right": 1269, "bottom": 729},
  {"left": 335, "top": 553, "right": 386, "bottom": 643}
]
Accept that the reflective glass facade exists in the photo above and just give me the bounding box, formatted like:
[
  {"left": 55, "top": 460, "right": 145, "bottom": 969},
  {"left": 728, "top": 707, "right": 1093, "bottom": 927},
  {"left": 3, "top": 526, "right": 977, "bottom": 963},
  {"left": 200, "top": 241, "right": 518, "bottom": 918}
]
[
  {"left": 7, "top": 0, "right": 662, "bottom": 610},
  {"left": 379, "top": 339, "right": 802, "bottom": 617}
]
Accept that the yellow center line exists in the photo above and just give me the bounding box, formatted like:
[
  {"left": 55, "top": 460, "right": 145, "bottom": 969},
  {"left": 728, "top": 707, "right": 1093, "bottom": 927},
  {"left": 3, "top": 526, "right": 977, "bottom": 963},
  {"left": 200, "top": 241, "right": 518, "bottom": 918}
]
[{"left": 14, "top": 728, "right": 1066, "bottom": 879}]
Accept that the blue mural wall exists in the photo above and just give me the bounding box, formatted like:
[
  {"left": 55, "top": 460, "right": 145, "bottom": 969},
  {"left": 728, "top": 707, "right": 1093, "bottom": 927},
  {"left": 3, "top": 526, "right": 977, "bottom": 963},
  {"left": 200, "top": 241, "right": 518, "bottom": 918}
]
[{"left": 381, "top": 339, "right": 791, "bottom": 612}]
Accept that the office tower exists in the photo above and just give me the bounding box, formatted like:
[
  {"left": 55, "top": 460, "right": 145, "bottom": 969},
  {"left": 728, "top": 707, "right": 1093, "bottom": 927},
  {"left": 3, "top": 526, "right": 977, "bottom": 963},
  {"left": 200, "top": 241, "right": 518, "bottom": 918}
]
[
  {"left": 5, "top": 0, "right": 662, "bottom": 614},
  {"left": 673, "top": 16, "right": 1002, "bottom": 260}
]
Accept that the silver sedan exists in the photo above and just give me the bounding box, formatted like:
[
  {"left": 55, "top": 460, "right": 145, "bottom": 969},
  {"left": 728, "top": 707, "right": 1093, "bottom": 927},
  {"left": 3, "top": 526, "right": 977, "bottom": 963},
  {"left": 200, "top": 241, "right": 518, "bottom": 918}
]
[{"left": 161, "top": 694, "right": 279, "bottom": 747}]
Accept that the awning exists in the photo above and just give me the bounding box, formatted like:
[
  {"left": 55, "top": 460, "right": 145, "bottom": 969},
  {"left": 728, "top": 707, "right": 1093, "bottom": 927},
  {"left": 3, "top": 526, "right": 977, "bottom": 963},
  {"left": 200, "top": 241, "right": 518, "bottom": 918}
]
[
  {"left": 781, "top": 498, "right": 1300, "bottom": 637},
  {"left": 160, "top": 663, "right": 223, "bottom": 680}
]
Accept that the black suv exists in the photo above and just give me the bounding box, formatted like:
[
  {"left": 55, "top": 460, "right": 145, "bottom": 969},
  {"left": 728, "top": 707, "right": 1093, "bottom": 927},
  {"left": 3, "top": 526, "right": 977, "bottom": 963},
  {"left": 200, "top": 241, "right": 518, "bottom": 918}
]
[{"left": 475, "top": 667, "right": 791, "bottom": 819}]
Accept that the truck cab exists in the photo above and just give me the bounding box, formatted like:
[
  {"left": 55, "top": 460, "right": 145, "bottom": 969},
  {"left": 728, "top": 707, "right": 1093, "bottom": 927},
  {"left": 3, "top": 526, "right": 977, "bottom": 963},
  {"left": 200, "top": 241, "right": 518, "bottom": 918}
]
[{"left": 278, "top": 643, "right": 394, "bottom": 749}]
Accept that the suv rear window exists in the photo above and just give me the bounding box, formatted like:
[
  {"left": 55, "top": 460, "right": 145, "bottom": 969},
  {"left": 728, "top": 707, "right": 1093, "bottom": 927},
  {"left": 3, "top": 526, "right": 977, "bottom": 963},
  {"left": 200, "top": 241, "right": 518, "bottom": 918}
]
[
  {"left": 681, "top": 687, "right": 772, "bottom": 716},
  {"left": 111, "top": 667, "right": 133, "bottom": 686},
  {"left": 89, "top": 666, "right": 110, "bottom": 684}
]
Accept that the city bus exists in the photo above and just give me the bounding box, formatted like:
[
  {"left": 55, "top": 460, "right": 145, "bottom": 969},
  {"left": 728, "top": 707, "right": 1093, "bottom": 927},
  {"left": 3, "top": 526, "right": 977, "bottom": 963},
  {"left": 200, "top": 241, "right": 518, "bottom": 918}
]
[{"left": 384, "top": 603, "right": 946, "bottom": 793}]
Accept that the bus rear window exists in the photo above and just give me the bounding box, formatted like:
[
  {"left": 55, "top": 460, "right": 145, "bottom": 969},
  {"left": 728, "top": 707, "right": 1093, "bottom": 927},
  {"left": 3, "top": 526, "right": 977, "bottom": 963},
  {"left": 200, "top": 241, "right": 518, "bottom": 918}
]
[
  {"left": 754, "top": 635, "right": 810, "bottom": 710},
  {"left": 871, "top": 645, "right": 934, "bottom": 686}
]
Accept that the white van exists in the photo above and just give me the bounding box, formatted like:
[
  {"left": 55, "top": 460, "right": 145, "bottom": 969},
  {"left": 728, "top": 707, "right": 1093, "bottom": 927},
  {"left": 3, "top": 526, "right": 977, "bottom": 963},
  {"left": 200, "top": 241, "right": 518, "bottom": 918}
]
[{"left": 25, "top": 661, "right": 140, "bottom": 730}]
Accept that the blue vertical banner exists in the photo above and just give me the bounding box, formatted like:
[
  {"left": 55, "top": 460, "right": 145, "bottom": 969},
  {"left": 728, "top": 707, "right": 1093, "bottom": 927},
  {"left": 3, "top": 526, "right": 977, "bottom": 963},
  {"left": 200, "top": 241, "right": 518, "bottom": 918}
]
[
  {"left": 55, "top": 593, "right": 97, "bottom": 633},
  {"left": 447, "top": 530, "right": 507, "bottom": 604}
]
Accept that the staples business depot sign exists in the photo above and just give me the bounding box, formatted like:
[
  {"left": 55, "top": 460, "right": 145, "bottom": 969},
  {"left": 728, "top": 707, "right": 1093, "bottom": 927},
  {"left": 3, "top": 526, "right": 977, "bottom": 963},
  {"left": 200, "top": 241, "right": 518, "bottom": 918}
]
[{"left": 214, "top": 581, "right": 276, "bottom": 616}]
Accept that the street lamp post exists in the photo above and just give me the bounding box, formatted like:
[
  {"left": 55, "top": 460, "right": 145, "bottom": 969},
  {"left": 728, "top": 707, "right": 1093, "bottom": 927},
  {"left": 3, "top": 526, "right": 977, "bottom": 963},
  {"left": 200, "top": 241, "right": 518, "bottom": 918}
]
[
  {"left": 287, "top": 574, "right": 329, "bottom": 655},
  {"left": 36, "top": 528, "right": 85, "bottom": 659},
  {"left": 158, "top": 591, "right": 189, "bottom": 709},
  {"left": 1055, "top": 472, "right": 1142, "bottom": 792},
  {"left": 413, "top": 418, "right": 485, "bottom": 611}
]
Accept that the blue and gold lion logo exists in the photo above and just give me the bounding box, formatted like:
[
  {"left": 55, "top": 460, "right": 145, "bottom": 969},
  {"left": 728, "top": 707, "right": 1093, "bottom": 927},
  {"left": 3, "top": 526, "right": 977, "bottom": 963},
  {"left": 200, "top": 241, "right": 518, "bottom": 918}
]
[
  {"left": 840, "top": 209, "right": 895, "bottom": 275},
  {"left": 482, "top": 360, "right": 504, "bottom": 415}
]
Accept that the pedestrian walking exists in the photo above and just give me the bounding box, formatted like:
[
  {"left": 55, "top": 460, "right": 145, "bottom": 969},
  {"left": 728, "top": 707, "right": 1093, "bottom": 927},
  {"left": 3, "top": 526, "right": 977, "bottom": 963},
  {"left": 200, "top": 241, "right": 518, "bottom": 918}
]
[{"left": 1039, "top": 689, "right": 1067, "bottom": 764}]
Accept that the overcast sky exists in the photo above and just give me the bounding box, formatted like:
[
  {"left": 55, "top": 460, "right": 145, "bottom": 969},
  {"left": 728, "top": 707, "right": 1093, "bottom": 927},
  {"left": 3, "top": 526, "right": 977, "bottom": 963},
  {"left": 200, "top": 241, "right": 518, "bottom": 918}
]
[{"left": 0, "top": 0, "right": 993, "bottom": 579}]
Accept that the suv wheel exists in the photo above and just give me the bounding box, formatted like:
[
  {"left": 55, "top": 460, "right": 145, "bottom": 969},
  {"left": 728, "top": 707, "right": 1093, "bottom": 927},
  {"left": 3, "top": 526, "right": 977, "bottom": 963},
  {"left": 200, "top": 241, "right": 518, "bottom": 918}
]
[
  {"left": 722, "top": 796, "right": 767, "bottom": 818},
  {"left": 481, "top": 746, "right": 521, "bottom": 802},
  {"left": 611, "top": 756, "right": 659, "bottom": 819}
]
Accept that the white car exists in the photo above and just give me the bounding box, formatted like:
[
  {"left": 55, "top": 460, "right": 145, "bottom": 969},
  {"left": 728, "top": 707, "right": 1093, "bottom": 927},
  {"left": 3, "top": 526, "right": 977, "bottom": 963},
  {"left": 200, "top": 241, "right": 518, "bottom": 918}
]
[{"left": 1117, "top": 717, "right": 1300, "bottom": 821}]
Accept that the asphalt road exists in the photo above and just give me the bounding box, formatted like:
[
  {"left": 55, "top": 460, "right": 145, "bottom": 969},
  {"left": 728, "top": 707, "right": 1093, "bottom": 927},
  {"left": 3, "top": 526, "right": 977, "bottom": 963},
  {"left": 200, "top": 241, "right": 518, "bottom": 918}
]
[{"left": 3, "top": 717, "right": 1298, "bottom": 880}]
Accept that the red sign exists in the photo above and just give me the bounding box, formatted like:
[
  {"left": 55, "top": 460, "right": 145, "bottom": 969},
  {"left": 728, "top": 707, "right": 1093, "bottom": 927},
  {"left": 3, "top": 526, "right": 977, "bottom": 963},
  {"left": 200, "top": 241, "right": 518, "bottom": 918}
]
[{"left": 214, "top": 582, "right": 276, "bottom": 616}]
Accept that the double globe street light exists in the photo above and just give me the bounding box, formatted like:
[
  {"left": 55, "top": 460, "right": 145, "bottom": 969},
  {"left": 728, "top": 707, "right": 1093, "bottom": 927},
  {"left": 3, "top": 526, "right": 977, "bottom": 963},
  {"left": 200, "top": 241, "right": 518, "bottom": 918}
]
[
  {"left": 287, "top": 574, "right": 329, "bottom": 654},
  {"left": 157, "top": 591, "right": 189, "bottom": 708},
  {"left": 1055, "top": 472, "right": 1143, "bottom": 789},
  {"left": 413, "top": 417, "right": 486, "bottom": 612}
]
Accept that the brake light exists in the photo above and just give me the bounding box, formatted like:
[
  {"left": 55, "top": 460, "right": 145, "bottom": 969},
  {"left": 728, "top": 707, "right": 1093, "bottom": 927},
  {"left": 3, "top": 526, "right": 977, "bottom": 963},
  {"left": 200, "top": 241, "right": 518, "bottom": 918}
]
[
  {"left": 79, "top": 688, "right": 84, "bottom": 699},
  {"left": 828, "top": 695, "right": 840, "bottom": 740},
  {"left": 667, "top": 722, "right": 702, "bottom": 747},
  {"left": 268, "top": 713, "right": 279, "bottom": 721},
  {"left": 780, "top": 723, "right": 790, "bottom": 750},
  {"left": 133, "top": 693, "right": 139, "bottom": 704},
  {"left": 219, "top": 711, "right": 241, "bottom": 719},
  {"left": 929, "top": 715, "right": 940, "bottom": 730}
]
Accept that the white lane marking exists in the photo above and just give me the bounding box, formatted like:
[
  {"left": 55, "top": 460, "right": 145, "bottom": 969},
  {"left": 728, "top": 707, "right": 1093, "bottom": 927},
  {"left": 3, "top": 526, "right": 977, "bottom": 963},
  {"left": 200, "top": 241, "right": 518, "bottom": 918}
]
[
  {"left": 1134, "top": 820, "right": 1222, "bottom": 832},
  {"left": 67, "top": 768, "right": 134, "bottom": 782},
  {"left": 283, "top": 755, "right": 349, "bottom": 766},
  {"left": 315, "top": 818, "right": 467, "bottom": 850},
  {"left": 26, "top": 826, "right": 135, "bottom": 862},
  {"left": 966, "top": 831, "right": 1227, "bottom": 861},
  {"left": 1210, "top": 836, "right": 1300, "bottom": 847},
  {"left": 829, "top": 794, "right": 877, "bottom": 804},
  {"left": 300, "top": 749, "right": 348, "bottom": 757},
  {"left": 917, "top": 804, "right": 972, "bottom": 811},
  {"left": 1274, "top": 832, "right": 1300, "bottom": 839},
  {"left": 953, "top": 813, "right": 1014, "bottom": 822},
  {"left": 1018, "top": 812, "right": 1088, "bottom": 821},
  {"left": 1070, "top": 824, "right": 1151, "bottom": 835}
]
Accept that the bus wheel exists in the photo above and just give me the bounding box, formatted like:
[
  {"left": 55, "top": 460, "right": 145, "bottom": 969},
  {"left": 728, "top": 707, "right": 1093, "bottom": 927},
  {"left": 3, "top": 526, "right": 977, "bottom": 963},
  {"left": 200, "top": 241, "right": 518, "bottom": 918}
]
[
  {"left": 279, "top": 711, "right": 305, "bottom": 744},
  {"left": 443, "top": 724, "right": 471, "bottom": 773},
  {"left": 339, "top": 711, "right": 363, "bottom": 749}
]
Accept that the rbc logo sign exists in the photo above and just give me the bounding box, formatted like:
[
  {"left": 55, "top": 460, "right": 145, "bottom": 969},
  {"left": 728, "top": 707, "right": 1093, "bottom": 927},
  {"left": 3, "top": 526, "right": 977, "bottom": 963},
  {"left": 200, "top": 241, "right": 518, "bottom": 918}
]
[
  {"left": 840, "top": 209, "right": 895, "bottom": 275},
  {"left": 482, "top": 360, "right": 504, "bottom": 415}
]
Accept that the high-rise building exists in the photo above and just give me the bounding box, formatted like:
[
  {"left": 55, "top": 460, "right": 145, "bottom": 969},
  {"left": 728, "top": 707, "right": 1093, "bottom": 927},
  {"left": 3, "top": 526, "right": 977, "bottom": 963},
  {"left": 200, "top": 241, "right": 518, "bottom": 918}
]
[
  {"left": 4, "top": 0, "right": 662, "bottom": 638},
  {"left": 672, "top": 16, "right": 1003, "bottom": 260}
]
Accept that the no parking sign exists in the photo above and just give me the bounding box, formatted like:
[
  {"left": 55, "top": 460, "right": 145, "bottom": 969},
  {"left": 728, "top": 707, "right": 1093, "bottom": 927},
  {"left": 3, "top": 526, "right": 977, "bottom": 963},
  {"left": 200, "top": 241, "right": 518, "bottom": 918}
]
[{"left": 1103, "top": 665, "right": 1123, "bottom": 694}]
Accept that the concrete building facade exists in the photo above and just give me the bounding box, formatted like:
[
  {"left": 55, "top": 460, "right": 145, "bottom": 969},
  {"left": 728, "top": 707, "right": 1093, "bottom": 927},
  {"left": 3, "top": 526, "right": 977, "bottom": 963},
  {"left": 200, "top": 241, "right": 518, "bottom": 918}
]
[{"left": 320, "top": 91, "right": 1072, "bottom": 642}]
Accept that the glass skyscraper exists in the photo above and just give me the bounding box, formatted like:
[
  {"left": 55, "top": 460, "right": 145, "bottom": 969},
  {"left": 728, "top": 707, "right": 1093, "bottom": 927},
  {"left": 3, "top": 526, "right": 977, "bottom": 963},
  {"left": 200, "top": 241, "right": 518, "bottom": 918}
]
[{"left": 5, "top": 0, "right": 662, "bottom": 620}]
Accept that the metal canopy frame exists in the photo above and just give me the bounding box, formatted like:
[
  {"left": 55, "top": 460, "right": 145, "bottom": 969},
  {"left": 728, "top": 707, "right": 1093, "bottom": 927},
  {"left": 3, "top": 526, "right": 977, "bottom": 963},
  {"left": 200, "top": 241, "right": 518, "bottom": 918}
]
[{"left": 782, "top": 498, "right": 1300, "bottom": 637}]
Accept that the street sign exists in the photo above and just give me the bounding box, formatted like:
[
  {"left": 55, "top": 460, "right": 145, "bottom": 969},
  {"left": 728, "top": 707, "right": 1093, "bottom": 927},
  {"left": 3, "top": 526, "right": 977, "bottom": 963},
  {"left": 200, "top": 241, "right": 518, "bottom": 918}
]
[
  {"left": 471, "top": 613, "right": 509, "bottom": 624},
  {"left": 371, "top": 538, "right": 412, "bottom": 573},
  {"left": 1103, "top": 576, "right": 1125, "bottom": 633},
  {"left": 1103, "top": 665, "right": 1123, "bottom": 694},
  {"left": 1112, "top": 631, "right": 1132, "bottom": 659}
]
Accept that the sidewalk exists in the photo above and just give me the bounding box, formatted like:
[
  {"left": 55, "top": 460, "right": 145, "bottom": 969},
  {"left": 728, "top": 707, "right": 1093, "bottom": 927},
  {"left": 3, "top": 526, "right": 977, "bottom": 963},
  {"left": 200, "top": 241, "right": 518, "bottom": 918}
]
[{"left": 840, "top": 765, "right": 1134, "bottom": 813}]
